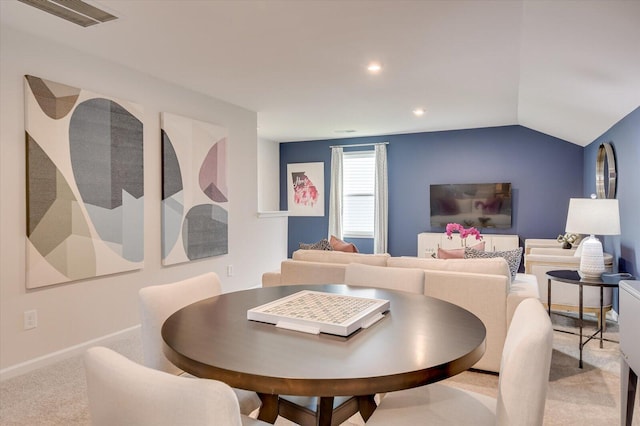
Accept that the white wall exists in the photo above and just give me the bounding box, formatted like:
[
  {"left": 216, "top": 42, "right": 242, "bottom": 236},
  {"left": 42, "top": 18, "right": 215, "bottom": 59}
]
[
  {"left": 0, "top": 26, "right": 288, "bottom": 375},
  {"left": 257, "top": 137, "right": 281, "bottom": 212}
]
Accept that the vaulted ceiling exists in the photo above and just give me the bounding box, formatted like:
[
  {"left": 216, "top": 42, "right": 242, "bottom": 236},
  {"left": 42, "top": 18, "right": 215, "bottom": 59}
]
[{"left": 2, "top": 0, "right": 639, "bottom": 146}]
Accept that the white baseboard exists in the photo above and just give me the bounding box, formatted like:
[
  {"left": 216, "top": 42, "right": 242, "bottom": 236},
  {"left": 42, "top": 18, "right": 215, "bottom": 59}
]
[{"left": 0, "top": 325, "right": 140, "bottom": 382}]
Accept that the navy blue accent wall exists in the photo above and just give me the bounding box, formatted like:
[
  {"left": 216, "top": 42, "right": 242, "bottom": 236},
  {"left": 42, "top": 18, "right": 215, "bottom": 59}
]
[
  {"left": 279, "top": 141, "right": 376, "bottom": 255},
  {"left": 584, "top": 107, "right": 639, "bottom": 280},
  {"left": 281, "top": 125, "right": 583, "bottom": 258}
]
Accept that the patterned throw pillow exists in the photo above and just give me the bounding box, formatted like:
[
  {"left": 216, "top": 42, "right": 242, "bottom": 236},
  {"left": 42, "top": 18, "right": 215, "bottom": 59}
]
[
  {"left": 299, "top": 239, "right": 333, "bottom": 251},
  {"left": 464, "top": 247, "right": 523, "bottom": 280}
]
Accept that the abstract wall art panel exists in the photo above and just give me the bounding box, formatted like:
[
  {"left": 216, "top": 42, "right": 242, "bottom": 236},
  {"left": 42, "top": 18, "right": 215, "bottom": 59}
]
[
  {"left": 24, "top": 75, "right": 144, "bottom": 289},
  {"left": 161, "top": 112, "right": 229, "bottom": 265},
  {"left": 287, "top": 162, "right": 324, "bottom": 216}
]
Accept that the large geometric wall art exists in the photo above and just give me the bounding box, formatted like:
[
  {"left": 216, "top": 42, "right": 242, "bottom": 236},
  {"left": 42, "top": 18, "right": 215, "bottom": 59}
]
[
  {"left": 161, "top": 112, "right": 229, "bottom": 265},
  {"left": 25, "top": 75, "right": 144, "bottom": 289}
]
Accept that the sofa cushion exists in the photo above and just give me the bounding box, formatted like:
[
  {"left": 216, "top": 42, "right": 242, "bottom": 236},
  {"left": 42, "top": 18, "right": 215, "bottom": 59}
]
[
  {"left": 279, "top": 260, "right": 346, "bottom": 285},
  {"left": 292, "top": 249, "right": 389, "bottom": 266},
  {"left": 465, "top": 247, "right": 522, "bottom": 281},
  {"left": 344, "top": 263, "right": 424, "bottom": 294},
  {"left": 387, "top": 256, "right": 511, "bottom": 280}
]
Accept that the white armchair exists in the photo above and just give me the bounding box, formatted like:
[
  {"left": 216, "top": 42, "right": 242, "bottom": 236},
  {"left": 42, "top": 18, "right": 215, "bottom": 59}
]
[
  {"left": 524, "top": 242, "right": 613, "bottom": 330},
  {"left": 524, "top": 238, "right": 569, "bottom": 254}
]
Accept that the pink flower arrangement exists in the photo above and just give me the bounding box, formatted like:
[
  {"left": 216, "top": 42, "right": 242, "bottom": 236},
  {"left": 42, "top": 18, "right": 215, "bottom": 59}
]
[{"left": 445, "top": 223, "right": 483, "bottom": 241}]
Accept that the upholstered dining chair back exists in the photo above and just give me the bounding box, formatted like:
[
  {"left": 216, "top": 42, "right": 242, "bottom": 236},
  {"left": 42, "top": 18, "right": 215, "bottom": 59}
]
[
  {"left": 344, "top": 263, "right": 425, "bottom": 294},
  {"left": 495, "top": 298, "right": 553, "bottom": 425},
  {"left": 139, "top": 272, "right": 221, "bottom": 375},
  {"left": 84, "top": 346, "right": 244, "bottom": 426},
  {"left": 366, "top": 298, "right": 553, "bottom": 426},
  {"left": 138, "top": 273, "right": 262, "bottom": 415}
]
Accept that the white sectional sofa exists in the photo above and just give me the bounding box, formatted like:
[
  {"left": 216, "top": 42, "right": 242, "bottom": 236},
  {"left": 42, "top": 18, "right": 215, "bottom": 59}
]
[{"left": 262, "top": 249, "right": 539, "bottom": 373}]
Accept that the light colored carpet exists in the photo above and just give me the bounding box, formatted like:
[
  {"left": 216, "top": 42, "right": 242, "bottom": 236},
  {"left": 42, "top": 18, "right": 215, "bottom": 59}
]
[{"left": 1, "top": 312, "right": 638, "bottom": 425}]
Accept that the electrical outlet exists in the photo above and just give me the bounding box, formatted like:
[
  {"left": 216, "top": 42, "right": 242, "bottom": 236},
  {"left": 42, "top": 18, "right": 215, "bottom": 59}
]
[
  {"left": 24, "top": 310, "right": 37, "bottom": 330},
  {"left": 227, "top": 265, "right": 233, "bottom": 277}
]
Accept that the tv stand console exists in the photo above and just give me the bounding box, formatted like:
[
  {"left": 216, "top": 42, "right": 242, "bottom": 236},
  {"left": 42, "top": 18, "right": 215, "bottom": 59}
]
[{"left": 417, "top": 232, "right": 519, "bottom": 258}]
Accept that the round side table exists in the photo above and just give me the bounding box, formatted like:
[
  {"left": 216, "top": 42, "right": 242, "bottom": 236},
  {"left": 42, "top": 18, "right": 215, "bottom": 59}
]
[{"left": 546, "top": 270, "right": 620, "bottom": 368}]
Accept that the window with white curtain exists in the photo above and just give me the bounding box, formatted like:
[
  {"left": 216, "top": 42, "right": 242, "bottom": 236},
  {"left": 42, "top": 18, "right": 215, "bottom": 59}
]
[{"left": 342, "top": 150, "right": 375, "bottom": 238}]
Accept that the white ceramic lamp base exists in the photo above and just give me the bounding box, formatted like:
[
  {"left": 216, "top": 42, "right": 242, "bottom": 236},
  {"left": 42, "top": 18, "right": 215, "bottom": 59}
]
[{"left": 578, "top": 235, "right": 605, "bottom": 279}]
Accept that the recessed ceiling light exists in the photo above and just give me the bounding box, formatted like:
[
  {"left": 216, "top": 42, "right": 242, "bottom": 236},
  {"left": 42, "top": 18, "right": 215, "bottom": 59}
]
[
  {"left": 367, "top": 63, "right": 382, "bottom": 73},
  {"left": 413, "top": 108, "right": 426, "bottom": 117}
]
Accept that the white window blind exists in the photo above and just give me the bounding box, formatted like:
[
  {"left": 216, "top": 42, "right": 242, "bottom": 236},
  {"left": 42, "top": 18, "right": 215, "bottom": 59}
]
[{"left": 343, "top": 151, "right": 375, "bottom": 238}]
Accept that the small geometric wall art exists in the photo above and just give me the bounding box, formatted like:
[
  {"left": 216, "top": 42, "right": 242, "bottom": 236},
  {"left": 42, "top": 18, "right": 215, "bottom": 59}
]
[
  {"left": 24, "top": 75, "right": 144, "bottom": 289},
  {"left": 287, "top": 162, "right": 324, "bottom": 216},
  {"left": 161, "top": 112, "right": 229, "bottom": 265}
]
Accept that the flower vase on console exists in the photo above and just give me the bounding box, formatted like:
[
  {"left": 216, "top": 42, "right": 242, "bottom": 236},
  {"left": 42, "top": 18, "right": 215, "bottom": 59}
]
[{"left": 445, "top": 223, "right": 483, "bottom": 247}]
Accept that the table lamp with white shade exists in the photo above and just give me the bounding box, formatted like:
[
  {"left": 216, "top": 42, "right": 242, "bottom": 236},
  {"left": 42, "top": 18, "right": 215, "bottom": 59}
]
[{"left": 565, "top": 196, "right": 620, "bottom": 278}]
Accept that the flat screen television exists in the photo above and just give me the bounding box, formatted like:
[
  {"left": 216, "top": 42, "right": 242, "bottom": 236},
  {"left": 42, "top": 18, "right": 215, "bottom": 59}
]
[{"left": 430, "top": 183, "right": 512, "bottom": 229}]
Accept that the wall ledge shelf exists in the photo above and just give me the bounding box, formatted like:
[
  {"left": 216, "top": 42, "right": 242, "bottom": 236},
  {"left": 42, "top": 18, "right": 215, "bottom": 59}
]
[{"left": 257, "top": 211, "right": 289, "bottom": 218}]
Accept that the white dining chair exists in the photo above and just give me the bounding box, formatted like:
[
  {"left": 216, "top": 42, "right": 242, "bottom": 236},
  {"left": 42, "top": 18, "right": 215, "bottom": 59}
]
[
  {"left": 366, "top": 298, "right": 553, "bottom": 426},
  {"left": 343, "top": 263, "right": 425, "bottom": 294},
  {"left": 138, "top": 272, "right": 261, "bottom": 415},
  {"left": 84, "top": 346, "right": 269, "bottom": 426}
]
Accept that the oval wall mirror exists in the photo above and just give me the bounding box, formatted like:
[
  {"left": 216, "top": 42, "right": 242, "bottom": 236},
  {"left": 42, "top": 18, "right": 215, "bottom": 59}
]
[{"left": 596, "top": 142, "right": 617, "bottom": 199}]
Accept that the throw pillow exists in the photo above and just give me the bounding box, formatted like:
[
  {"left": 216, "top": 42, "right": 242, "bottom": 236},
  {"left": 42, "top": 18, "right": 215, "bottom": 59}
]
[
  {"left": 329, "top": 235, "right": 359, "bottom": 253},
  {"left": 464, "top": 247, "right": 523, "bottom": 280},
  {"left": 437, "top": 241, "right": 486, "bottom": 259},
  {"left": 299, "top": 239, "right": 333, "bottom": 251}
]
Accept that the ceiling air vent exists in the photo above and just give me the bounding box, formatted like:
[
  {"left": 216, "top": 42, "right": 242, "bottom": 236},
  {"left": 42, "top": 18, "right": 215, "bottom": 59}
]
[{"left": 17, "top": 0, "right": 118, "bottom": 27}]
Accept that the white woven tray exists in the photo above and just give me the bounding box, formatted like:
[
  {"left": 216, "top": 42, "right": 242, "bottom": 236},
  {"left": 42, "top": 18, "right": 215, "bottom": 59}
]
[{"left": 247, "top": 290, "right": 390, "bottom": 336}]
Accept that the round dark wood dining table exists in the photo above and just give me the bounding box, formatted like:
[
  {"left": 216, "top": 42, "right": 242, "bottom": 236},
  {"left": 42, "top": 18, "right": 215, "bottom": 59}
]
[{"left": 162, "top": 284, "right": 486, "bottom": 425}]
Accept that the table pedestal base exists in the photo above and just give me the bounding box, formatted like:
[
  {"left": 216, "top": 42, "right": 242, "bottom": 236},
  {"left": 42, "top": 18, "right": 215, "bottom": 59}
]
[
  {"left": 257, "top": 394, "right": 279, "bottom": 423},
  {"left": 257, "top": 393, "right": 377, "bottom": 425}
]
